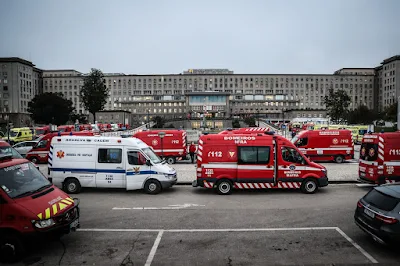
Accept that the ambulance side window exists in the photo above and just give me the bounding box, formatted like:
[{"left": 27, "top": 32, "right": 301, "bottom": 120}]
[
  {"left": 98, "top": 148, "right": 122, "bottom": 164},
  {"left": 127, "top": 151, "right": 146, "bottom": 165},
  {"left": 281, "top": 147, "right": 303, "bottom": 164},
  {"left": 36, "top": 140, "right": 48, "bottom": 149},
  {"left": 238, "top": 146, "right": 270, "bottom": 164},
  {"left": 297, "top": 138, "right": 308, "bottom": 147}
]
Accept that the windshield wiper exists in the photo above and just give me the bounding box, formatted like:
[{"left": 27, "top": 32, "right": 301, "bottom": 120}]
[{"left": 14, "top": 184, "right": 52, "bottom": 198}]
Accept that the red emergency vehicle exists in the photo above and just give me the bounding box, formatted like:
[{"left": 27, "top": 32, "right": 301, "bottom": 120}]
[
  {"left": 26, "top": 131, "right": 93, "bottom": 164},
  {"left": 358, "top": 132, "right": 400, "bottom": 184},
  {"left": 292, "top": 129, "right": 354, "bottom": 163},
  {"left": 133, "top": 129, "right": 187, "bottom": 164},
  {"left": 192, "top": 132, "right": 328, "bottom": 194},
  {"left": 218, "top": 127, "right": 270, "bottom": 134},
  {"left": 35, "top": 125, "right": 51, "bottom": 137},
  {"left": 0, "top": 154, "right": 80, "bottom": 263},
  {"left": 57, "top": 125, "right": 75, "bottom": 132}
]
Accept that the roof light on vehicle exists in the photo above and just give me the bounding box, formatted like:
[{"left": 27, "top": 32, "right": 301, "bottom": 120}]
[
  {"left": 264, "top": 131, "right": 275, "bottom": 135},
  {"left": 57, "top": 139, "right": 61, "bottom": 141},
  {"left": 117, "top": 139, "right": 121, "bottom": 143},
  {"left": 70, "top": 132, "right": 73, "bottom": 136}
]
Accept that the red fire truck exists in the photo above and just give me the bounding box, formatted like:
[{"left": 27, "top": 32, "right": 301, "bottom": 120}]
[
  {"left": 26, "top": 131, "right": 93, "bottom": 164},
  {"left": 358, "top": 131, "right": 400, "bottom": 184},
  {"left": 133, "top": 129, "right": 188, "bottom": 164},
  {"left": 192, "top": 132, "right": 328, "bottom": 194},
  {"left": 292, "top": 129, "right": 354, "bottom": 163}
]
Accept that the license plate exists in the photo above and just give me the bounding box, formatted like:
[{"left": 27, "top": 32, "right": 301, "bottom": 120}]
[
  {"left": 70, "top": 219, "right": 79, "bottom": 229},
  {"left": 364, "top": 208, "right": 375, "bottom": 218}
]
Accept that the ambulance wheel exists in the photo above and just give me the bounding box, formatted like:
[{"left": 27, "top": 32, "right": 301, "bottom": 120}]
[
  {"left": 166, "top": 157, "right": 176, "bottom": 164},
  {"left": 216, "top": 180, "right": 233, "bottom": 195},
  {"left": 144, "top": 179, "right": 162, "bottom": 194},
  {"left": 335, "top": 155, "right": 344, "bottom": 164},
  {"left": 64, "top": 178, "right": 81, "bottom": 194},
  {"left": 30, "top": 156, "right": 39, "bottom": 164},
  {"left": 301, "top": 178, "right": 318, "bottom": 194},
  {"left": 0, "top": 232, "right": 25, "bottom": 263}
]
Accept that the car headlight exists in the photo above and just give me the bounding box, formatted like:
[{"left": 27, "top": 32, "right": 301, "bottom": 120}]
[{"left": 33, "top": 218, "right": 55, "bottom": 228}]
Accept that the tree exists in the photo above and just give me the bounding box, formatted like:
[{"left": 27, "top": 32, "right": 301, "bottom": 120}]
[
  {"left": 28, "top": 92, "right": 74, "bottom": 125},
  {"left": 152, "top": 116, "right": 165, "bottom": 128},
  {"left": 347, "top": 105, "right": 376, "bottom": 125},
  {"left": 384, "top": 100, "right": 398, "bottom": 122},
  {"left": 80, "top": 68, "right": 109, "bottom": 123},
  {"left": 324, "top": 89, "right": 351, "bottom": 123},
  {"left": 244, "top": 116, "right": 256, "bottom": 127},
  {"left": 69, "top": 112, "right": 88, "bottom": 124},
  {"left": 232, "top": 119, "right": 240, "bottom": 128}
]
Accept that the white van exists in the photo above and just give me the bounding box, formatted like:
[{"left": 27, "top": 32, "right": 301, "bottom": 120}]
[{"left": 49, "top": 136, "right": 177, "bottom": 194}]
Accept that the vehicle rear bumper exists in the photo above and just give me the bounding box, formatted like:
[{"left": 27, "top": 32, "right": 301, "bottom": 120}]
[
  {"left": 318, "top": 177, "right": 328, "bottom": 187},
  {"left": 354, "top": 214, "right": 400, "bottom": 244},
  {"left": 358, "top": 176, "right": 378, "bottom": 184}
]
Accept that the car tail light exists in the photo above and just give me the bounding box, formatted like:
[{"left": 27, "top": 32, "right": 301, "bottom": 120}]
[
  {"left": 375, "top": 214, "right": 398, "bottom": 224},
  {"left": 357, "top": 201, "right": 363, "bottom": 208}
]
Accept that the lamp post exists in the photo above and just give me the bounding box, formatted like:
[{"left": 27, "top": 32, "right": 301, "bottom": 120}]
[
  {"left": 326, "top": 115, "right": 330, "bottom": 129},
  {"left": 147, "top": 109, "right": 150, "bottom": 128},
  {"left": 158, "top": 131, "right": 166, "bottom": 159},
  {"left": 256, "top": 109, "right": 260, "bottom": 127},
  {"left": 4, "top": 115, "right": 10, "bottom": 144}
]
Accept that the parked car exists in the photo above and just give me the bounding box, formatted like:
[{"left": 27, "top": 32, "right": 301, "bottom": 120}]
[
  {"left": 0, "top": 140, "right": 24, "bottom": 159},
  {"left": 354, "top": 183, "right": 400, "bottom": 245},
  {"left": 12, "top": 140, "right": 38, "bottom": 157}
]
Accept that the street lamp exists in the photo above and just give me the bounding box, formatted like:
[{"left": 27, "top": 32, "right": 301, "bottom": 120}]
[
  {"left": 147, "top": 109, "right": 150, "bottom": 128},
  {"left": 158, "top": 131, "right": 166, "bottom": 159},
  {"left": 256, "top": 109, "right": 260, "bottom": 127},
  {"left": 4, "top": 115, "right": 10, "bottom": 144}
]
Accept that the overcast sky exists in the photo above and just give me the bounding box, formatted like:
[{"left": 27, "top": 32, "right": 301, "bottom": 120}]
[{"left": 1, "top": 0, "right": 399, "bottom": 74}]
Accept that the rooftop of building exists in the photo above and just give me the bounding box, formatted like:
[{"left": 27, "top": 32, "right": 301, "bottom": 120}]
[
  {"left": 381, "top": 55, "right": 400, "bottom": 65},
  {"left": 0, "top": 57, "right": 35, "bottom": 67}
]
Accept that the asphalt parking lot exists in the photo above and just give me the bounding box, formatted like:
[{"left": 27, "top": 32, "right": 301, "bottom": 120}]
[{"left": 9, "top": 184, "right": 400, "bottom": 266}]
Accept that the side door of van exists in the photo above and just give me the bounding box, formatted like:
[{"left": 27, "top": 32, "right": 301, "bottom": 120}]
[
  {"left": 95, "top": 147, "right": 125, "bottom": 188},
  {"left": 125, "top": 149, "right": 152, "bottom": 190},
  {"left": 236, "top": 145, "right": 274, "bottom": 187}
]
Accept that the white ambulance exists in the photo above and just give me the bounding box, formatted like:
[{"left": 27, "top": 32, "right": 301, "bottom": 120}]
[{"left": 49, "top": 136, "right": 177, "bottom": 194}]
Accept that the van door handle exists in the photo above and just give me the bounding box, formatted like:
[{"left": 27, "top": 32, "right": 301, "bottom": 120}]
[{"left": 116, "top": 167, "right": 123, "bottom": 169}]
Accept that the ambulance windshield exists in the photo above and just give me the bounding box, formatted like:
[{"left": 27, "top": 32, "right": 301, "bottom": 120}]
[
  {"left": 0, "top": 162, "right": 51, "bottom": 199},
  {"left": 142, "top": 147, "right": 162, "bottom": 164}
]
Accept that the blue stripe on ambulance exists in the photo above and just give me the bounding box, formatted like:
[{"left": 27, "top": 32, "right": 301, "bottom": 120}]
[{"left": 50, "top": 168, "right": 158, "bottom": 175}]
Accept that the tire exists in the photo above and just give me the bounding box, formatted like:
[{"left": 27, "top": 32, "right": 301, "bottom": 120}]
[
  {"left": 301, "top": 178, "right": 318, "bottom": 194},
  {"left": 216, "top": 180, "right": 233, "bottom": 195},
  {"left": 64, "top": 178, "right": 81, "bottom": 194},
  {"left": 0, "top": 233, "right": 25, "bottom": 263},
  {"left": 29, "top": 156, "right": 39, "bottom": 164},
  {"left": 144, "top": 179, "right": 162, "bottom": 195},
  {"left": 335, "top": 155, "right": 344, "bottom": 164},
  {"left": 166, "top": 157, "right": 176, "bottom": 164}
]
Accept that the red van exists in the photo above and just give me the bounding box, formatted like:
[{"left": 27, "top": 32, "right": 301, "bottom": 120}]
[
  {"left": 133, "top": 129, "right": 188, "bottom": 164},
  {"left": 359, "top": 131, "right": 400, "bottom": 184},
  {"left": 57, "top": 125, "right": 75, "bottom": 132},
  {"left": 292, "top": 129, "right": 354, "bottom": 163},
  {"left": 192, "top": 132, "right": 328, "bottom": 194},
  {"left": 26, "top": 131, "right": 93, "bottom": 164},
  {"left": 35, "top": 126, "right": 51, "bottom": 137},
  {"left": 0, "top": 154, "right": 80, "bottom": 263}
]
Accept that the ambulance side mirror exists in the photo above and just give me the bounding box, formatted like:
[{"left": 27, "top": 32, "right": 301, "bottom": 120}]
[{"left": 146, "top": 160, "right": 152, "bottom": 166}]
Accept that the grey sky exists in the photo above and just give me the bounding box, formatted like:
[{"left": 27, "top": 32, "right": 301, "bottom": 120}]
[{"left": 1, "top": 0, "right": 399, "bottom": 74}]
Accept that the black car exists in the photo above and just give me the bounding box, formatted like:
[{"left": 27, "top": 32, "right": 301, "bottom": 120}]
[{"left": 354, "top": 184, "right": 400, "bottom": 244}]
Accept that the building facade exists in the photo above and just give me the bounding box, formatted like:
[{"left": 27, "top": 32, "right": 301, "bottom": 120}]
[
  {"left": 0, "top": 58, "right": 42, "bottom": 128},
  {"left": 2, "top": 55, "right": 399, "bottom": 127}
]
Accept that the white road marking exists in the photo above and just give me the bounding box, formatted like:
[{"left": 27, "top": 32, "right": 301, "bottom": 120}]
[
  {"left": 112, "top": 203, "right": 205, "bottom": 210},
  {"left": 335, "top": 227, "right": 378, "bottom": 264},
  {"left": 145, "top": 230, "right": 164, "bottom": 266},
  {"left": 77, "top": 227, "right": 378, "bottom": 264}
]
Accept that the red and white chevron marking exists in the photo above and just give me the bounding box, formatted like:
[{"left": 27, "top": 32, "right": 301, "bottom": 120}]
[
  {"left": 197, "top": 140, "right": 203, "bottom": 162},
  {"left": 385, "top": 179, "right": 397, "bottom": 184},
  {"left": 235, "top": 182, "right": 301, "bottom": 189},
  {"left": 203, "top": 181, "right": 214, "bottom": 188},
  {"left": 378, "top": 138, "right": 384, "bottom": 161},
  {"left": 245, "top": 127, "right": 269, "bottom": 132},
  {"left": 182, "top": 132, "right": 187, "bottom": 147}
]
